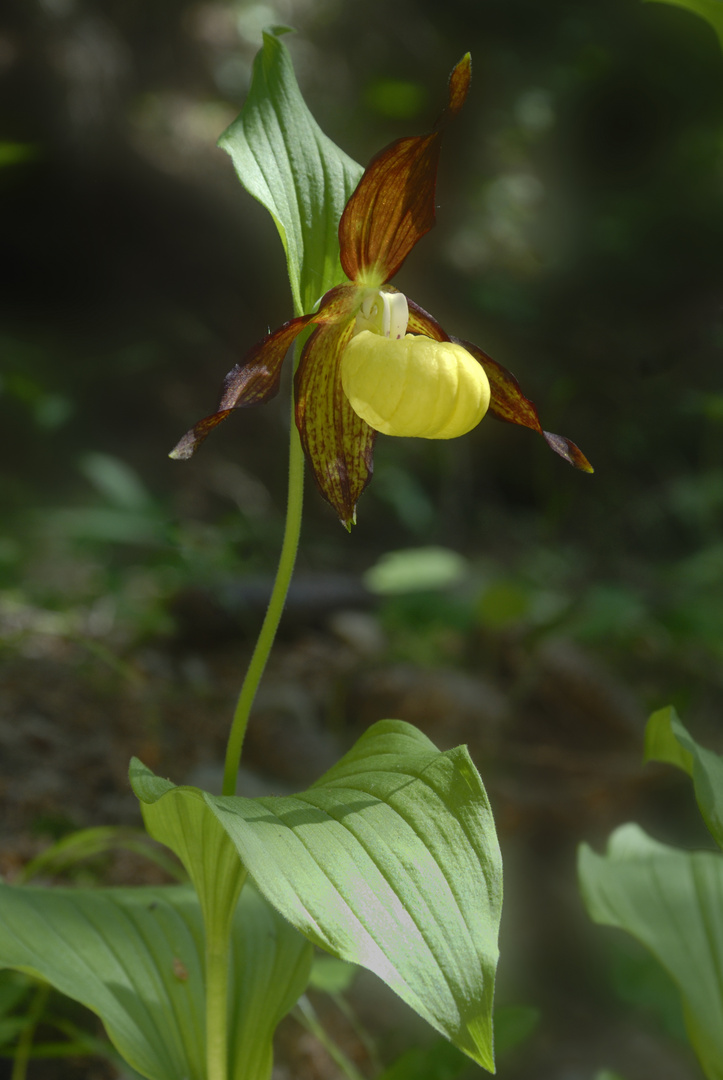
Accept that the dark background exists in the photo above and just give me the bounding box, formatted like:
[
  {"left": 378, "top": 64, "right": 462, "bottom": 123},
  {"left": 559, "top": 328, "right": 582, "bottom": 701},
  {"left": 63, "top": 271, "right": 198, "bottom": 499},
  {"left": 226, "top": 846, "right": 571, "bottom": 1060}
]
[{"left": 1, "top": 0, "right": 723, "bottom": 1077}]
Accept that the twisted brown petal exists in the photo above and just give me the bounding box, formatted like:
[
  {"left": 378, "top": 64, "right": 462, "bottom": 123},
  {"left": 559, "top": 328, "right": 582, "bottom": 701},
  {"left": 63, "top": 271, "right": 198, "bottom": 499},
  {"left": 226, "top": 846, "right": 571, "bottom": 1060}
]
[
  {"left": 434, "top": 53, "right": 472, "bottom": 126},
  {"left": 170, "top": 285, "right": 356, "bottom": 461},
  {"left": 339, "top": 56, "right": 472, "bottom": 286},
  {"left": 407, "top": 300, "right": 592, "bottom": 471},
  {"left": 455, "top": 338, "right": 594, "bottom": 473},
  {"left": 294, "top": 314, "right": 376, "bottom": 529}
]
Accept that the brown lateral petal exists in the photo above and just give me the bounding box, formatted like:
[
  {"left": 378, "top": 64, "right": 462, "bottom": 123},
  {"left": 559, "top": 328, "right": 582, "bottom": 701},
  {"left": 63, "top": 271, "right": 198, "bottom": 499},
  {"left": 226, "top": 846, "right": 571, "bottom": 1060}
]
[
  {"left": 170, "top": 285, "right": 357, "bottom": 461},
  {"left": 456, "top": 337, "right": 594, "bottom": 473},
  {"left": 540, "top": 430, "right": 594, "bottom": 471},
  {"left": 339, "top": 56, "right": 472, "bottom": 286},
  {"left": 294, "top": 316, "right": 376, "bottom": 528},
  {"left": 169, "top": 317, "right": 310, "bottom": 460}
]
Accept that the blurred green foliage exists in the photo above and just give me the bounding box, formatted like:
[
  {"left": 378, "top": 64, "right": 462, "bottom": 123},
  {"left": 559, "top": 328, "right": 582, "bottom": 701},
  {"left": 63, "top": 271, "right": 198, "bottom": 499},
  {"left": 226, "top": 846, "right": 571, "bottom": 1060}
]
[{"left": 608, "top": 937, "right": 687, "bottom": 1045}]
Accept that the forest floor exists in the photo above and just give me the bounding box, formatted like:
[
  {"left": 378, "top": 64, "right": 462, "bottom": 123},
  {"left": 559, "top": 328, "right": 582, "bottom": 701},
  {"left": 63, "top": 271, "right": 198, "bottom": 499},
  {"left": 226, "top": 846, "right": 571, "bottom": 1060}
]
[{"left": 0, "top": 571, "right": 705, "bottom": 1080}]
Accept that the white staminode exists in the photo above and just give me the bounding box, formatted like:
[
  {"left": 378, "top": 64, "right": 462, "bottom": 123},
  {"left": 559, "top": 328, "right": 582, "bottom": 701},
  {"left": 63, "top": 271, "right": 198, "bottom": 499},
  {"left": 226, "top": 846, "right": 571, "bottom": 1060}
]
[{"left": 353, "top": 289, "right": 410, "bottom": 340}]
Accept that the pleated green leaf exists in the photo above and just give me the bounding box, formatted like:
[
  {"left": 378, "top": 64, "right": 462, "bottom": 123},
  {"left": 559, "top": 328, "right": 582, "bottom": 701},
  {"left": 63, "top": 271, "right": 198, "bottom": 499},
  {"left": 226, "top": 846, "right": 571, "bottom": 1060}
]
[
  {"left": 644, "top": 706, "right": 723, "bottom": 848},
  {"left": 579, "top": 824, "right": 723, "bottom": 1080},
  {"left": 0, "top": 880, "right": 312, "bottom": 1080},
  {"left": 219, "top": 27, "right": 363, "bottom": 315},
  {"left": 132, "top": 719, "right": 503, "bottom": 1073}
]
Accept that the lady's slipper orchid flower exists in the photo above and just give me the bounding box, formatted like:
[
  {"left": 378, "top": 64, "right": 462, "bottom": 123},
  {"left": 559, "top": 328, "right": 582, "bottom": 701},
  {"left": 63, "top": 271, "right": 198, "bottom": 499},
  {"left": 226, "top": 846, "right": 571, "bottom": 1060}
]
[{"left": 171, "top": 55, "right": 592, "bottom": 528}]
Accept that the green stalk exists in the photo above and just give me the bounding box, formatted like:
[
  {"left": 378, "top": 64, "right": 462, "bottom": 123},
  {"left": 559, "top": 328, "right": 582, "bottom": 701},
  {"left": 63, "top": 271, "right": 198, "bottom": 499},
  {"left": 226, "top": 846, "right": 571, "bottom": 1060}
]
[
  {"left": 205, "top": 923, "right": 232, "bottom": 1080},
  {"left": 215, "top": 343, "right": 305, "bottom": 1075},
  {"left": 200, "top": 857, "right": 247, "bottom": 1080},
  {"left": 222, "top": 382, "right": 305, "bottom": 797}
]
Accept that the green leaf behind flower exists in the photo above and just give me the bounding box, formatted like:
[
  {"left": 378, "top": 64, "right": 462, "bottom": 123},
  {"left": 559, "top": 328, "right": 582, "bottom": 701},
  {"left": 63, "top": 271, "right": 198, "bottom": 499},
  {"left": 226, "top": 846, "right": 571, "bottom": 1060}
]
[
  {"left": 219, "top": 28, "right": 363, "bottom": 316},
  {"left": 132, "top": 719, "right": 503, "bottom": 1073}
]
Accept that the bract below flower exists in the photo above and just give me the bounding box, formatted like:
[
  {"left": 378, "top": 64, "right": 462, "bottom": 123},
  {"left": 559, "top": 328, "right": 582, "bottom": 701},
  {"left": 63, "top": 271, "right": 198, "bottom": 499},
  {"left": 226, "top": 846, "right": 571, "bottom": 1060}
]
[{"left": 170, "top": 55, "right": 592, "bottom": 528}]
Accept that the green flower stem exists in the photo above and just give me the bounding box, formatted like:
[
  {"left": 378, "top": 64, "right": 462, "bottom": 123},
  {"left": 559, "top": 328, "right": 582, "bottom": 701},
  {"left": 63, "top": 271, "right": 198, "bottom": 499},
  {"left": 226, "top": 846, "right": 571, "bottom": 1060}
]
[
  {"left": 205, "top": 922, "right": 232, "bottom": 1080},
  {"left": 199, "top": 861, "right": 246, "bottom": 1080},
  {"left": 221, "top": 387, "right": 305, "bottom": 798}
]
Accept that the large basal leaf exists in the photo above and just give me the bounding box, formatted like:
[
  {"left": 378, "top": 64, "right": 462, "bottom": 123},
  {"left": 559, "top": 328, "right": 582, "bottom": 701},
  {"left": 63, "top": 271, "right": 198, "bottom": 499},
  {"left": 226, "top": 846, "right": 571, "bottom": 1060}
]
[
  {"left": 0, "top": 880, "right": 312, "bottom": 1080},
  {"left": 132, "top": 719, "right": 503, "bottom": 1073},
  {"left": 219, "top": 28, "right": 363, "bottom": 316},
  {"left": 129, "top": 764, "right": 315, "bottom": 1080},
  {"left": 644, "top": 705, "right": 723, "bottom": 849},
  {"left": 645, "top": 0, "right": 723, "bottom": 52},
  {"left": 226, "top": 882, "right": 313, "bottom": 1080},
  {"left": 579, "top": 823, "right": 723, "bottom": 1080}
]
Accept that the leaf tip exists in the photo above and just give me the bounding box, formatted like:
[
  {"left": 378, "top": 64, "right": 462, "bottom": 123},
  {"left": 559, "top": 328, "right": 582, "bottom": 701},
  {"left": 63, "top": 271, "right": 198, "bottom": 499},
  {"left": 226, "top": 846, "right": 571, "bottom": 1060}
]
[
  {"left": 128, "top": 756, "right": 152, "bottom": 788},
  {"left": 464, "top": 1009, "right": 497, "bottom": 1074}
]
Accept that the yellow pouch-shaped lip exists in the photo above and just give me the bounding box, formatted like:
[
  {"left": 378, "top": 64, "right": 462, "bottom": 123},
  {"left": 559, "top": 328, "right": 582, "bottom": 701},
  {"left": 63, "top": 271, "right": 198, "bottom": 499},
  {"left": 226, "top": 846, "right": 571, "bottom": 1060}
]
[{"left": 341, "top": 331, "right": 491, "bottom": 439}]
